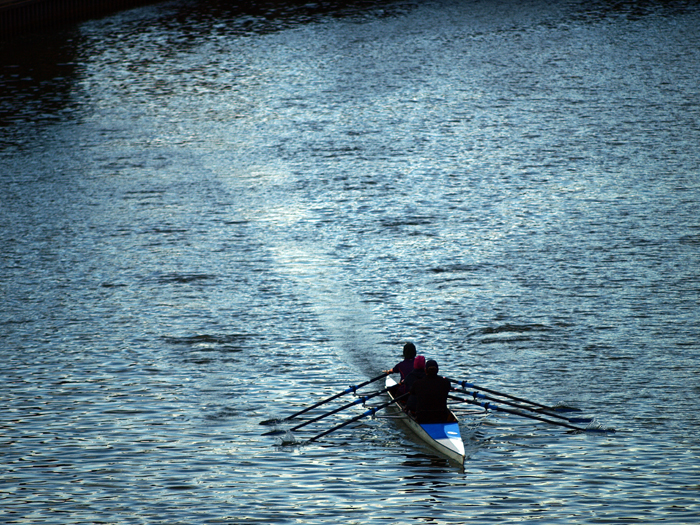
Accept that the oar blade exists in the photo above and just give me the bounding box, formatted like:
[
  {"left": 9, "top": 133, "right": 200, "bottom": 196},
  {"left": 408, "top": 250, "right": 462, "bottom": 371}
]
[
  {"left": 259, "top": 418, "right": 283, "bottom": 426},
  {"left": 567, "top": 417, "right": 594, "bottom": 424},
  {"left": 261, "top": 429, "right": 286, "bottom": 436}
]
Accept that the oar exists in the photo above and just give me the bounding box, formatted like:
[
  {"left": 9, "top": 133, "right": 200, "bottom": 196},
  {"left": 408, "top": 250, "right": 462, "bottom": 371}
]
[
  {"left": 307, "top": 393, "right": 409, "bottom": 443},
  {"left": 262, "top": 387, "right": 391, "bottom": 436},
  {"left": 268, "top": 371, "right": 390, "bottom": 423},
  {"left": 449, "top": 395, "right": 613, "bottom": 433},
  {"left": 447, "top": 378, "right": 582, "bottom": 413},
  {"left": 451, "top": 387, "right": 593, "bottom": 424}
]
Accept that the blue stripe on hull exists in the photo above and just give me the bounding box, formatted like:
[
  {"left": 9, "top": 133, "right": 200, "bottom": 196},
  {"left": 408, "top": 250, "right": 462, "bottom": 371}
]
[{"left": 421, "top": 422, "right": 461, "bottom": 441}]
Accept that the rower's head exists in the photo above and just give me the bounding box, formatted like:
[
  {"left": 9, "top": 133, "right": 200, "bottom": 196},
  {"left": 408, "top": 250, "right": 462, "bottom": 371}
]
[
  {"left": 425, "top": 359, "right": 439, "bottom": 376},
  {"left": 403, "top": 342, "right": 417, "bottom": 359},
  {"left": 414, "top": 355, "right": 425, "bottom": 369}
]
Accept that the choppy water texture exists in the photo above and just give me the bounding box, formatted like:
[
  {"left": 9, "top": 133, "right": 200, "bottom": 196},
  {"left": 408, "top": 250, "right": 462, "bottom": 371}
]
[{"left": 2, "top": 0, "right": 700, "bottom": 523}]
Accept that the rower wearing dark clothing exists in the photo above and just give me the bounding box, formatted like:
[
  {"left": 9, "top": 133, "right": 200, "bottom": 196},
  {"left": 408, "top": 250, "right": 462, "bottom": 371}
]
[
  {"left": 404, "top": 355, "right": 426, "bottom": 413},
  {"left": 385, "top": 342, "right": 417, "bottom": 380},
  {"left": 409, "top": 359, "right": 452, "bottom": 423}
]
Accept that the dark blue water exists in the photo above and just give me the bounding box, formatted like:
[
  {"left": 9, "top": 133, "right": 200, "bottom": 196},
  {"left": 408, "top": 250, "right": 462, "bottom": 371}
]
[{"left": 2, "top": 1, "right": 699, "bottom": 523}]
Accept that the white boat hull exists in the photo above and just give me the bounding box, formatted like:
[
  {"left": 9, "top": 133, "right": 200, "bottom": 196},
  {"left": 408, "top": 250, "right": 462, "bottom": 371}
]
[{"left": 386, "top": 376, "right": 465, "bottom": 464}]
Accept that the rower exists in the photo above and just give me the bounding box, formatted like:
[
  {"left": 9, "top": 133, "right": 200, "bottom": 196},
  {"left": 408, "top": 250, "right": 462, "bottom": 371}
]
[
  {"left": 384, "top": 342, "right": 417, "bottom": 395},
  {"left": 404, "top": 355, "right": 426, "bottom": 412},
  {"left": 409, "top": 359, "right": 452, "bottom": 423}
]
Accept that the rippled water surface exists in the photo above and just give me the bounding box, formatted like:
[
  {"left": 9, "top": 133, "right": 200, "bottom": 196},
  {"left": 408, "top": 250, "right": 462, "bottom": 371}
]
[{"left": 2, "top": 0, "right": 699, "bottom": 523}]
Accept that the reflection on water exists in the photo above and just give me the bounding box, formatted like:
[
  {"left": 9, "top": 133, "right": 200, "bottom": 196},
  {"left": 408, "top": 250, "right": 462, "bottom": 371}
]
[
  {"left": 2, "top": 0, "right": 700, "bottom": 523},
  {"left": 0, "top": 32, "right": 81, "bottom": 131}
]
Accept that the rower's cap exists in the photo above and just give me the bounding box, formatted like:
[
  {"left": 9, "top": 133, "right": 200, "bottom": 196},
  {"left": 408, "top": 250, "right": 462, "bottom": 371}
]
[
  {"left": 414, "top": 355, "right": 425, "bottom": 369},
  {"left": 426, "top": 359, "right": 438, "bottom": 371}
]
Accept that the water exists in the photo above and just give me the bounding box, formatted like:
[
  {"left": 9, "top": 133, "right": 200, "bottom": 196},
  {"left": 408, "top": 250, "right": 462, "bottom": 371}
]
[{"left": 1, "top": 0, "right": 699, "bottom": 522}]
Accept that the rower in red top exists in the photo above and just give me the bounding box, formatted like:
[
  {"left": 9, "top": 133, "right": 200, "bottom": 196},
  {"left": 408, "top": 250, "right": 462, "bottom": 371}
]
[
  {"left": 409, "top": 359, "right": 453, "bottom": 423},
  {"left": 384, "top": 342, "right": 417, "bottom": 395},
  {"left": 404, "top": 355, "right": 426, "bottom": 413}
]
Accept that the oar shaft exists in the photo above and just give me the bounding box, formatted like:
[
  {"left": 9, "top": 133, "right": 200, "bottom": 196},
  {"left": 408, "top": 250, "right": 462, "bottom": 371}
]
[
  {"left": 284, "top": 371, "right": 390, "bottom": 421},
  {"left": 448, "top": 395, "right": 585, "bottom": 432},
  {"left": 448, "top": 378, "right": 555, "bottom": 412},
  {"left": 452, "top": 387, "right": 592, "bottom": 424},
  {"left": 308, "top": 392, "right": 409, "bottom": 443},
  {"left": 289, "top": 388, "right": 389, "bottom": 432}
]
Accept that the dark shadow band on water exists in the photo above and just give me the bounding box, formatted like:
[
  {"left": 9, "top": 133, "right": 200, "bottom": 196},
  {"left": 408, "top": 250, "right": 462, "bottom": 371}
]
[
  {"left": 0, "top": 0, "right": 415, "bottom": 39},
  {"left": 0, "top": 0, "right": 157, "bottom": 38}
]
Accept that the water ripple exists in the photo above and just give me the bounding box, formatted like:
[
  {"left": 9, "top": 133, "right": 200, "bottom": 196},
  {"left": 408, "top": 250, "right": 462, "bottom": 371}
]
[{"left": 2, "top": 0, "right": 700, "bottom": 523}]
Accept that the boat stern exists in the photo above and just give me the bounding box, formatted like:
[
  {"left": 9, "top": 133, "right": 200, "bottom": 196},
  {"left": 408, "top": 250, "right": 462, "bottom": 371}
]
[{"left": 420, "top": 422, "right": 465, "bottom": 460}]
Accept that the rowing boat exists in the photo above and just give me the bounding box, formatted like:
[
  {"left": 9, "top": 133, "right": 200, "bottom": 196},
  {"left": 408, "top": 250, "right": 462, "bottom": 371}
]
[{"left": 385, "top": 376, "right": 465, "bottom": 464}]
